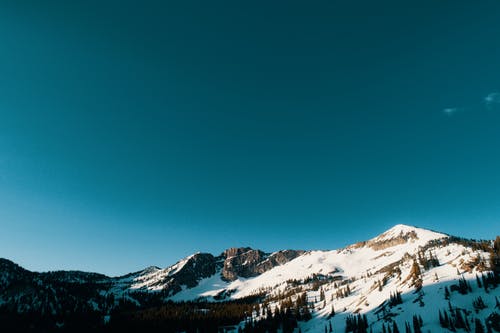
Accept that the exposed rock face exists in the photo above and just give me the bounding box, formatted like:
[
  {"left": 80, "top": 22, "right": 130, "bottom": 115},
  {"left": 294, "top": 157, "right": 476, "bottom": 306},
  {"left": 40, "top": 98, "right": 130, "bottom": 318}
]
[
  {"left": 131, "top": 253, "right": 218, "bottom": 295},
  {"left": 174, "top": 253, "right": 217, "bottom": 288},
  {"left": 223, "top": 247, "right": 255, "bottom": 259},
  {"left": 367, "top": 230, "right": 418, "bottom": 250},
  {"left": 221, "top": 247, "right": 266, "bottom": 281},
  {"left": 220, "top": 248, "right": 304, "bottom": 281},
  {"left": 254, "top": 250, "right": 305, "bottom": 274},
  {"left": 350, "top": 230, "right": 420, "bottom": 251}
]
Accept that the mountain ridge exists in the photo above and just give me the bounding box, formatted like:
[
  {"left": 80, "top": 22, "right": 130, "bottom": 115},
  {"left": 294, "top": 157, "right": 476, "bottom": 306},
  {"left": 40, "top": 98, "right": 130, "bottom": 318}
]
[
  {"left": 0, "top": 224, "right": 473, "bottom": 296},
  {"left": 1, "top": 224, "right": 499, "bottom": 333}
]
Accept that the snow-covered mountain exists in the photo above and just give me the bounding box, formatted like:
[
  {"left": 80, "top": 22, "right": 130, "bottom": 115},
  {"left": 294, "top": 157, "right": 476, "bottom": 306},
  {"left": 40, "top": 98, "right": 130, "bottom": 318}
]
[{"left": 1, "top": 224, "right": 499, "bottom": 332}]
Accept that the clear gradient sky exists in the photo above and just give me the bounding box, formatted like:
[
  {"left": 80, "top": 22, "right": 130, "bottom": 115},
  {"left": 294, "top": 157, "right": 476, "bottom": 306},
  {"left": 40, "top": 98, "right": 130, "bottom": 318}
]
[{"left": 0, "top": 0, "right": 499, "bottom": 276}]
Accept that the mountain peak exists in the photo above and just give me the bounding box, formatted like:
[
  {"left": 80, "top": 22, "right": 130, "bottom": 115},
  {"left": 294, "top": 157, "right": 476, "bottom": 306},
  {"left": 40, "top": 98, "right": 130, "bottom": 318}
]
[
  {"left": 387, "top": 223, "right": 418, "bottom": 231},
  {"left": 377, "top": 224, "right": 447, "bottom": 242},
  {"left": 350, "top": 224, "right": 449, "bottom": 251},
  {"left": 378, "top": 224, "right": 420, "bottom": 238}
]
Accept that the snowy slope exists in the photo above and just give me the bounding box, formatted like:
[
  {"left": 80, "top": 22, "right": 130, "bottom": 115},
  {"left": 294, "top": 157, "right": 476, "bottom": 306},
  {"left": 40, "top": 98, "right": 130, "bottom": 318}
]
[
  {"left": 1, "top": 224, "right": 498, "bottom": 332},
  {"left": 150, "top": 224, "right": 498, "bottom": 332},
  {"left": 168, "top": 224, "right": 449, "bottom": 301}
]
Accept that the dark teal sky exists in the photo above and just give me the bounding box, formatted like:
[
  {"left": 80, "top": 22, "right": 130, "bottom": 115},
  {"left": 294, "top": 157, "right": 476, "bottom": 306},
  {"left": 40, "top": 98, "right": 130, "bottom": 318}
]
[{"left": 1, "top": 0, "right": 499, "bottom": 275}]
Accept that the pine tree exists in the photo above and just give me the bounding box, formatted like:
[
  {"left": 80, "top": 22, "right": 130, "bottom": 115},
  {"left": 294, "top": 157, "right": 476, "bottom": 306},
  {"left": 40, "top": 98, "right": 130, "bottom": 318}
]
[
  {"left": 486, "top": 321, "right": 493, "bottom": 333},
  {"left": 476, "top": 274, "right": 483, "bottom": 288},
  {"left": 450, "top": 318, "right": 456, "bottom": 332},
  {"left": 491, "top": 236, "right": 500, "bottom": 278},
  {"left": 482, "top": 273, "right": 488, "bottom": 291},
  {"left": 475, "top": 318, "right": 485, "bottom": 333},
  {"left": 443, "top": 310, "right": 450, "bottom": 329},
  {"left": 405, "top": 321, "right": 411, "bottom": 333},
  {"left": 473, "top": 296, "right": 486, "bottom": 310},
  {"left": 389, "top": 291, "right": 403, "bottom": 306},
  {"left": 455, "top": 309, "right": 465, "bottom": 329},
  {"left": 465, "top": 314, "right": 471, "bottom": 332},
  {"left": 413, "top": 314, "right": 422, "bottom": 333},
  {"left": 392, "top": 321, "right": 400, "bottom": 333},
  {"left": 458, "top": 275, "right": 470, "bottom": 295},
  {"left": 444, "top": 286, "right": 450, "bottom": 300},
  {"left": 410, "top": 260, "right": 423, "bottom": 290}
]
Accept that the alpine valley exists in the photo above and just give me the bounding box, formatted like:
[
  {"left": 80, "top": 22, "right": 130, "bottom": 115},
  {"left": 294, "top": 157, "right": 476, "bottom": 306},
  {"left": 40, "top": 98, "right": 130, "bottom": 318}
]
[{"left": 1, "top": 224, "right": 499, "bottom": 333}]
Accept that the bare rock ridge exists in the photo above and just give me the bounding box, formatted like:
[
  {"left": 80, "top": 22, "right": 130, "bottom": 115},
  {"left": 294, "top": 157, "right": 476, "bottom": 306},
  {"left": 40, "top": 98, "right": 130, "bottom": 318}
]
[
  {"left": 220, "top": 247, "right": 305, "bottom": 281},
  {"left": 221, "top": 247, "right": 265, "bottom": 281},
  {"left": 125, "top": 247, "right": 305, "bottom": 295},
  {"left": 170, "top": 253, "right": 218, "bottom": 288},
  {"left": 0, "top": 224, "right": 445, "bottom": 297}
]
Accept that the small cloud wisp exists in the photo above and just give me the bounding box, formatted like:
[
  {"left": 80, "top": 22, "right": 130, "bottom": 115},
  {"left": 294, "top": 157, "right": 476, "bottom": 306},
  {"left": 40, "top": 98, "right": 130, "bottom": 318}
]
[
  {"left": 443, "top": 107, "right": 458, "bottom": 115},
  {"left": 484, "top": 92, "right": 500, "bottom": 108}
]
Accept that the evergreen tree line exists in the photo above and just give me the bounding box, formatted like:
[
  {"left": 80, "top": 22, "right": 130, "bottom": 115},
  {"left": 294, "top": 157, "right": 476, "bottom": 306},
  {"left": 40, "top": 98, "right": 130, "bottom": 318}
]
[
  {"left": 478, "top": 272, "right": 498, "bottom": 291},
  {"left": 336, "top": 285, "right": 352, "bottom": 299},
  {"left": 238, "top": 291, "right": 313, "bottom": 333},
  {"left": 381, "top": 321, "right": 400, "bottom": 333},
  {"left": 345, "top": 313, "right": 369, "bottom": 333},
  {"left": 388, "top": 291, "right": 402, "bottom": 307},
  {"left": 438, "top": 306, "right": 472, "bottom": 332},
  {"left": 417, "top": 250, "right": 440, "bottom": 271},
  {"left": 423, "top": 235, "right": 500, "bottom": 282},
  {"left": 402, "top": 315, "right": 423, "bottom": 333}
]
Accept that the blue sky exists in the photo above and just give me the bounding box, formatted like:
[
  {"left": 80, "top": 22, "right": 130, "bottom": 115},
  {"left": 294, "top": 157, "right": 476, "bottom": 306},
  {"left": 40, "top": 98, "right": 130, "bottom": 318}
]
[{"left": 0, "top": 0, "right": 499, "bottom": 276}]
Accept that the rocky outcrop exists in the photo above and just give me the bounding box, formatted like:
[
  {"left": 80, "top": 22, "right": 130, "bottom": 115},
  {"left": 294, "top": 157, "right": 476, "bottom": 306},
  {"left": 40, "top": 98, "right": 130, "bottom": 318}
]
[
  {"left": 221, "top": 247, "right": 266, "bottom": 281},
  {"left": 174, "top": 253, "right": 217, "bottom": 288},
  {"left": 368, "top": 230, "right": 418, "bottom": 250},
  {"left": 351, "top": 230, "right": 420, "bottom": 251},
  {"left": 254, "top": 250, "right": 305, "bottom": 274},
  {"left": 130, "top": 253, "right": 218, "bottom": 295},
  {"left": 220, "top": 248, "right": 304, "bottom": 281}
]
